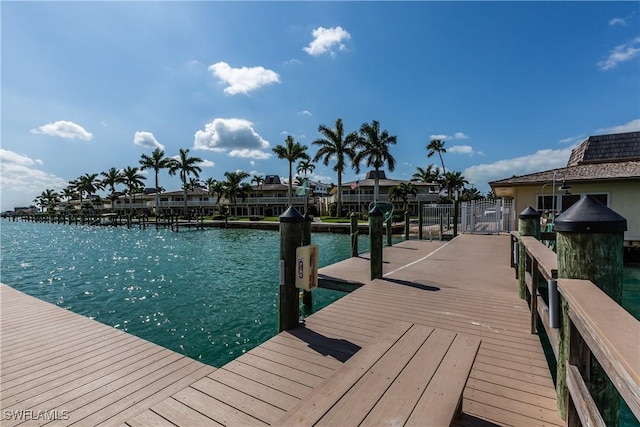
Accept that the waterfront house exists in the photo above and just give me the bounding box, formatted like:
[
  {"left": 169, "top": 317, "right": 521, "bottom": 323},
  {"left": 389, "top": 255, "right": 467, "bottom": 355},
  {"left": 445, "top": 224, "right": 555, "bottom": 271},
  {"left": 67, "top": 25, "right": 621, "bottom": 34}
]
[
  {"left": 338, "top": 170, "right": 440, "bottom": 216},
  {"left": 489, "top": 131, "right": 640, "bottom": 248}
]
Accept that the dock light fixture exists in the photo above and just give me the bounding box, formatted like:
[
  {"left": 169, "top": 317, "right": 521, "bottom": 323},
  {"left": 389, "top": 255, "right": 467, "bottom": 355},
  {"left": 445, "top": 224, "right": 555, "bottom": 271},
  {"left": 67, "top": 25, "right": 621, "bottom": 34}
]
[{"left": 552, "top": 171, "right": 571, "bottom": 215}]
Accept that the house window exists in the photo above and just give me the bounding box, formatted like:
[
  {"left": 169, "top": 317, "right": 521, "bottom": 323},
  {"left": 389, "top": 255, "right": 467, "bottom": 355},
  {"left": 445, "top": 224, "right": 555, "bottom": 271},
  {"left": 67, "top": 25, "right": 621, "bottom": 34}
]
[{"left": 537, "top": 195, "right": 555, "bottom": 212}]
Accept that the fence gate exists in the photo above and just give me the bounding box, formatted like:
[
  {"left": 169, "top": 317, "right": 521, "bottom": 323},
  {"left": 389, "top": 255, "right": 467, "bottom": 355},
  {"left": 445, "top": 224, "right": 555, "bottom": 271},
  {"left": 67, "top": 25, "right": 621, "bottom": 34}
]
[{"left": 460, "top": 199, "right": 513, "bottom": 234}]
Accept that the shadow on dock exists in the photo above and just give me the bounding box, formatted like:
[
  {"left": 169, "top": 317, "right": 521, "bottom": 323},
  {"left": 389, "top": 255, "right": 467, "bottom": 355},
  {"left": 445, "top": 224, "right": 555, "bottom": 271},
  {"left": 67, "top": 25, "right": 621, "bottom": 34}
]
[{"left": 283, "top": 324, "right": 361, "bottom": 363}]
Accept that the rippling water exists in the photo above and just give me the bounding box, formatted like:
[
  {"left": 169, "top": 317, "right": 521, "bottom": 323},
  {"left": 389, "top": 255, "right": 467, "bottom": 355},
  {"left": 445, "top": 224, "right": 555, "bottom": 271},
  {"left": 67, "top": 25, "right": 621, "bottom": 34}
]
[{"left": 0, "top": 220, "right": 370, "bottom": 367}]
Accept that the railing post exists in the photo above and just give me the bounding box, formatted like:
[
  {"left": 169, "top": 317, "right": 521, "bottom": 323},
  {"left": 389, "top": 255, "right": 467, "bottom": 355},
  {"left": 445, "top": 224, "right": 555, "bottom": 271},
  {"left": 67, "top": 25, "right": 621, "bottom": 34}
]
[
  {"left": 555, "top": 196, "right": 627, "bottom": 425},
  {"left": 350, "top": 212, "right": 359, "bottom": 257},
  {"left": 369, "top": 206, "right": 383, "bottom": 280},
  {"left": 386, "top": 219, "right": 392, "bottom": 247},
  {"left": 518, "top": 207, "right": 540, "bottom": 299},
  {"left": 279, "top": 206, "right": 305, "bottom": 332}
]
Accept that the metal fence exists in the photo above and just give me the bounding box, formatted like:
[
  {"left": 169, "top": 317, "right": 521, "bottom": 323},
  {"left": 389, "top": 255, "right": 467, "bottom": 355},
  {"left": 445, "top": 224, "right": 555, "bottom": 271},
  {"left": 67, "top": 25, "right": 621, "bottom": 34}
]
[{"left": 421, "top": 199, "right": 514, "bottom": 237}]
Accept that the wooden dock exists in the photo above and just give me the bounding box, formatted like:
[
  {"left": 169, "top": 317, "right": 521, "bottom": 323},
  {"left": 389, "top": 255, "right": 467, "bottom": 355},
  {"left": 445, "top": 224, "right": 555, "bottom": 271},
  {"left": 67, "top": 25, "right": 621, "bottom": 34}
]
[{"left": 1, "top": 234, "right": 563, "bottom": 426}]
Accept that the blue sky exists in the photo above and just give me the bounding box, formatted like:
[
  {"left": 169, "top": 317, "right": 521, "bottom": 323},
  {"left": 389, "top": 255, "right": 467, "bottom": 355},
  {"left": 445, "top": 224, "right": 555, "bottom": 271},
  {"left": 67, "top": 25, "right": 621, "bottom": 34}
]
[{"left": 2, "top": 1, "right": 639, "bottom": 211}]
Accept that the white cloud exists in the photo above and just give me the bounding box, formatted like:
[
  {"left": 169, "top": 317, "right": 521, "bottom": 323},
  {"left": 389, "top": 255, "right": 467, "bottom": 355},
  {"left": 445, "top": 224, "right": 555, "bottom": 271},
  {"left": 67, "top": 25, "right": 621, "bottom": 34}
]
[
  {"left": 463, "top": 146, "right": 574, "bottom": 190},
  {"left": 199, "top": 159, "right": 215, "bottom": 168},
  {"left": 193, "top": 118, "right": 271, "bottom": 160},
  {"left": 558, "top": 134, "right": 585, "bottom": 145},
  {"left": 449, "top": 145, "right": 474, "bottom": 155},
  {"left": 249, "top": 160, "right": 256, "bottom": 167},
  {"left": 208, "top": 62, "right": 280, "bottom": 95},
  {"left": 30, "top": 120, "right": 93, "bottom": 140},
  {"left": 0, "top": 149, "right": 39, "bottom": 166},
  {"left": 597, "top": 36, "right": 640, "bottom": 70},
  {"left": 594, "top": 118, "right": 640, "bottom": 134},
  {"left": 284, "top": 59, "right": 302, "bottom": 65},
  {"left": 0, "top": 149, "right": 69, "bottom": 209},
  {"left": 609, "top": 17, "right": 627, "bottom": 26},
  {"left": 303, "top": 26, "right": 351, "bottom": 58},
  {"left": 311, "top": 174, "right": 333, "bottom": 184},
  {"left": 133, "top": 131, "right": 164, "bottom": 150},
  {"left": 229, "top": 149, "right": 272, "bottom": 160},
  {"left": 300, "top": 110, "right": 312, "bottom": 116},
  {"left": 429, "top": 132, "right": 468, "bottom": 141}
]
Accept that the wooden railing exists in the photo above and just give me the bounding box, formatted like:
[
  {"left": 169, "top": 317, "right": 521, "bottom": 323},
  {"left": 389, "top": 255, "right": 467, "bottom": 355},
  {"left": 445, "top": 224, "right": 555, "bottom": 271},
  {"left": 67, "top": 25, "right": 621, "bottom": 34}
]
[{"left": 511, "top": 233, "right": 640, "bottom": 425}]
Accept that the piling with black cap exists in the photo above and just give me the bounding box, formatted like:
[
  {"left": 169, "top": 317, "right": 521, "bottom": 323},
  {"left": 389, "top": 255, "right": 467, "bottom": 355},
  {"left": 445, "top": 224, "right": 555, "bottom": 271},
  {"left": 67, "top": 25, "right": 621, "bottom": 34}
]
[
  {"left": 554, "top": 195, "right": 627, "bottom": 425},
  {"left": 518, "top": 207, "right": 541, "bottom": 299},
  {"left": 369, "top": 206, "right": 384, "bottom": 280},
  {"left": 279, "top": 206, "right": 305, "bottom": 332},
  {"left": 350, "top": 212, "right": 359, "bottom": 257}
]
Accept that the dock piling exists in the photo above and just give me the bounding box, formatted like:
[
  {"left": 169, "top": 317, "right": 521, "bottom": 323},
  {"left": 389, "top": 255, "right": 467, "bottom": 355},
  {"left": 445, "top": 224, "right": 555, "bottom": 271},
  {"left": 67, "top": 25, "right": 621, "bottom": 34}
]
[
  {"left": 350, "top": 212, "right": 359, "bottom": 257},
  {"left": 279, "top": 206, "right": 305, "bottom": 331},
  {"left": 404, "top": 211, "right": 410, "bottom": 240},
  {"left": 555, "top": 196, "right": 627, "bottom": 426},
  {"left": 518, "top": 207, "right": 540, "bottom": 299},
  {"left": 369, "top": 206, "right": 383, "bottom": 280}
]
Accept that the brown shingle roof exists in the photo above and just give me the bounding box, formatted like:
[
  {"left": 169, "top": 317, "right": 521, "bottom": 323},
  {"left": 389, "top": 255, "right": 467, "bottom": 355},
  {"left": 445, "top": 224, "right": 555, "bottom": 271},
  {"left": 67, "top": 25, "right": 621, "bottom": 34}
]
[
  {"left": 567, "top": 131, "right": 640, "bottom": 166},
  {"left": 489, "top": 161, "right": 640, "bottom": 187}
]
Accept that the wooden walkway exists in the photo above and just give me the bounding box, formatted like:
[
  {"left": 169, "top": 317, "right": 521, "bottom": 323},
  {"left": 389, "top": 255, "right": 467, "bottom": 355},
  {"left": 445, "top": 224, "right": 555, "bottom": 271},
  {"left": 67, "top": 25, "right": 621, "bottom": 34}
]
[{"left": 1, "top": 234, "right": 563, "bottom": 426}]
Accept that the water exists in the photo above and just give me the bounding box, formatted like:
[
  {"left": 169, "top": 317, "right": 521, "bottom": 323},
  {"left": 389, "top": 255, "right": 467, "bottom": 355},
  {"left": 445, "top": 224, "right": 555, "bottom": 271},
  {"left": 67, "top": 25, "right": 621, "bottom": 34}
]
[{"left": 0, "top": 220, "right": 371, "bottom": 367}]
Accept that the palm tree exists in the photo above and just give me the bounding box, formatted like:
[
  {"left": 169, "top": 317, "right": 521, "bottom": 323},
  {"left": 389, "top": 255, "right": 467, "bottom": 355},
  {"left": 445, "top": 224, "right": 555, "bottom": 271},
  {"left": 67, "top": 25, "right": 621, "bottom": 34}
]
[
  {"left": 251, "top": 175, "right": 265, "bottom": 217},
  {"left": 122, "top": 166, "right": 147, "bottom": 216},
  {"left": 296, "top": 159, "right": 315, "bottom": 215},
  {"left": 440, "top": 171, "right": 468, "bottom": 200},
  {"left": 388, "top": 182, "right": 417, "bottom": 212},
  {"left": 61, "top": 185, "right": 78, "bottom": 213},
  {"left": 426, "top": 139, "right": 447, "bottom": 175},
  {"left": 312, "top": 118, "right": 358, "bottom": 217},
  {"left": 272, "top": 135, "right": 309, "bottom": 206},
  {"left": 224, "top": 170, "right": 251, "bottom": 216},
  {"left": 39, "top": 189, "right": 61, "bottom": 213},
  {"left": 353, "top": 120, "right": 397, "bottom": 202},
  {"left": 168, "top": 148, "right": 203, "bottom": 216},
  {"left": 411, "top": 164, "right": 440, "bottom": 183},
  {"left": 75, "top": 173, "right": 103, "bottom": 212},
  {"left": 139, "top": 148, "right": 171, "bottom": 216},
  {"left": 101, "top": 167, "right": 125, "bottom": 211},
  {"left": 460, "top": 187, "right": 482, "bottom": 202},
  {"left": 205, "top": 178, "right": 226, "bottom": 210}
]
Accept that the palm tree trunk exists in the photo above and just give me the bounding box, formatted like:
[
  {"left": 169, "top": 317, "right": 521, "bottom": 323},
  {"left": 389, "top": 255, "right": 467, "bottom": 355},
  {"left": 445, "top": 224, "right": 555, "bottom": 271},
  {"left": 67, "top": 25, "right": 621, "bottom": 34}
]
[
  {"left": 288, "top": 163, "right": 293, "bottom": 206},
  {"left": 337, "top": 173, "right": 342, "bottom": 217},
  {"left": 374, "top": 167, "right": 380, "bottom": 203}
]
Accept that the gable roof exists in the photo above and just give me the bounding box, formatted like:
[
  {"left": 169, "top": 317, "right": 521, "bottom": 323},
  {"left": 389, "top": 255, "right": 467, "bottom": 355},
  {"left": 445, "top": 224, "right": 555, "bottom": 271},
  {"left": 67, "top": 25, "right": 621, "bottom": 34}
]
[{"left": 489, "top": 161, "right": 640, "bottom": 187}]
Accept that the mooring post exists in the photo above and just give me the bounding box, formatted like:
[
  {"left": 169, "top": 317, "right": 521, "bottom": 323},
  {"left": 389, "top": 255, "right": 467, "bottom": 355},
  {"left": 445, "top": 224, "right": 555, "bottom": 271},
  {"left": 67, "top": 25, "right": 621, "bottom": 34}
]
[
  {"left": 517, "top": 207, "right": 540, "bottom": 299},
  {"left": 418, "top": 201, "right": 424, "bottom": 240},
  {"left": 386, "top": 218, "right": 393, "bottom": 247},
  {"left": 350, "top": 212, "right": 359, "bottom": 257},
  {"left": 302, "top": 214, "right": 313, "bottom": 311},
  {"left": 404, "top": 211, "right": 410, "bottom": 240},
  {"left": 279, "top": 206, "right": 305, "bottom": 332},
  {"left": 369, "top": 206, "right": 384, "bottom": 280},
  {"left": 453, "top": 199, "right": 459, "bottom": 237},
  {"left": 554, "top": 196, "right": 627, "bottom": 425}
]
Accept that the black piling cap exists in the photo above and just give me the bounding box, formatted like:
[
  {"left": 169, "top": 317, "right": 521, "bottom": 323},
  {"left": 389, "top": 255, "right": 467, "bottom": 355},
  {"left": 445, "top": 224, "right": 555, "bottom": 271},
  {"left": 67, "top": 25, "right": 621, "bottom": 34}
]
[
  {"left": 519, "top": 206, "right": 540, "bottom": 220},
  {"left": 555, "top": 196, "right": 627, "bottom": 233},
  {"left": 279, "top": 206, "right": 304, "bottom": 223},
  {"left": 369, "top": 206, "right": 384, "bottom": 216}
]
